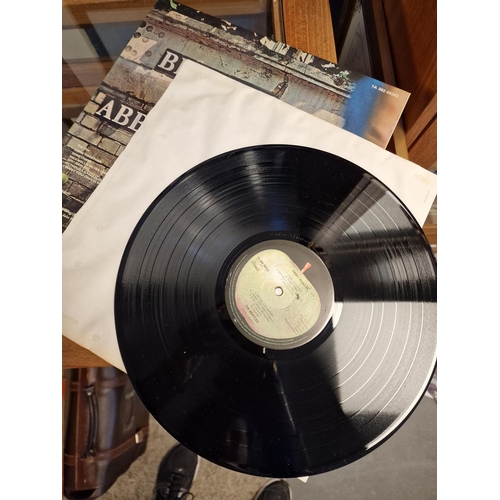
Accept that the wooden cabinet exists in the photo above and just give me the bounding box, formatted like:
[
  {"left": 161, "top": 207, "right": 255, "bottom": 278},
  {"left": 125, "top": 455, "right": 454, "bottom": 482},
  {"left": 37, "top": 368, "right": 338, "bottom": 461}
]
[{"left": 382, "top": 0, "right": 437, "bottom": 170}]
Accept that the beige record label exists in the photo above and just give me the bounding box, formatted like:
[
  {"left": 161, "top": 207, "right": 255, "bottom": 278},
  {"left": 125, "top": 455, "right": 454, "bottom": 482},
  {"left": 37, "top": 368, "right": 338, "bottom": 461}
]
[
  {"left": 226, "top": 240, "right": 335, "bottom": 349},
  {"left": 234, "top": 249, "right": 321, "bottom": 339}
]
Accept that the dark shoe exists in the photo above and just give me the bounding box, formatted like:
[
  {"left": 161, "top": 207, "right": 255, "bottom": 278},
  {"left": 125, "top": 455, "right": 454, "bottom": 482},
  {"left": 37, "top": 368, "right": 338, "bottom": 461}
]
[
  {"left": 252, "top": 480, "right": 292, "bottom": 500},
  {"left": 154, "top": 443, "right": 199, "bottom": 500}
]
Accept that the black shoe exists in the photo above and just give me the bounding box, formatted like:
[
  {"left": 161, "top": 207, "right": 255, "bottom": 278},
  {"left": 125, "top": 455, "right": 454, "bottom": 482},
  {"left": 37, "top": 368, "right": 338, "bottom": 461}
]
[
  {"left": 252, "top": 480, "right": 292, "bottom": 500},
  {"left": 154, "top": 443, "right": 199, "bottom": 500}
]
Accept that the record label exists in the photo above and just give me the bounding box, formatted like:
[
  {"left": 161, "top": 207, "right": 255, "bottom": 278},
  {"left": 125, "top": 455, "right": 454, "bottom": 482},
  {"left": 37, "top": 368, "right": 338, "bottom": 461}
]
[{"left": 225, "top": 240, "right": 334, "bottom": 350}]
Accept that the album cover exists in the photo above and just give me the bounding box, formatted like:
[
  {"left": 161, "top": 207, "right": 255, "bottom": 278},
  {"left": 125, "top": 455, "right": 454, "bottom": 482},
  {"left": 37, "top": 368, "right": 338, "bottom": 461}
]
[{"left": 62, "top": 0, "right": 410, "bottom": 231}]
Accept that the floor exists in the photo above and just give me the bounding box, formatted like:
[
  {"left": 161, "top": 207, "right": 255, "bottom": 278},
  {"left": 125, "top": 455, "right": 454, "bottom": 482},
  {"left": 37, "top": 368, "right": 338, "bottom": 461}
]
[{"left": 96, "top": 395, "right": 436, "bottom": 500}]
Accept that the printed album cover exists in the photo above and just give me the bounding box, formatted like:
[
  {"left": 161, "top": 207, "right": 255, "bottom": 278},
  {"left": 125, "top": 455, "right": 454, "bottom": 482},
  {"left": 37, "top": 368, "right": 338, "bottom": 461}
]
[{"left": 62, "top": 0, "right": 410, "bottom": 231}]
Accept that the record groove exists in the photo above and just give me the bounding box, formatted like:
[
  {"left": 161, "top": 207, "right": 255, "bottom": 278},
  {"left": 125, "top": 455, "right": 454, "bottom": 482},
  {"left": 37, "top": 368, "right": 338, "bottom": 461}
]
[{"left": 115, "top": 145, "right": 436, "bottom": 478}]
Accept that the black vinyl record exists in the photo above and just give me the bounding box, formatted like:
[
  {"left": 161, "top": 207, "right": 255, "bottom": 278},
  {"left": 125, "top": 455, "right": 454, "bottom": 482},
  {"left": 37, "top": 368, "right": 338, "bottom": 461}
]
[{"left": 115, "top": 145, "right": 437, "bottom": 478}]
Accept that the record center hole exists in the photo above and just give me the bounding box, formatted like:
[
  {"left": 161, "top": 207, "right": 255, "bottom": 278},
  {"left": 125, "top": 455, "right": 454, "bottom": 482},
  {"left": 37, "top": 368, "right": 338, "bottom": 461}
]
[{"left": 275, "top": 286, "right": 284, "bottom": 296}]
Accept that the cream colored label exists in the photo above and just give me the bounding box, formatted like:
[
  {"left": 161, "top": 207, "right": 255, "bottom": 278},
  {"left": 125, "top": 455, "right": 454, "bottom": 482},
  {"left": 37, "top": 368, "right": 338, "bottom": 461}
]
[{"left": 234, "top": 249, "right": 321, "bottom": 339}]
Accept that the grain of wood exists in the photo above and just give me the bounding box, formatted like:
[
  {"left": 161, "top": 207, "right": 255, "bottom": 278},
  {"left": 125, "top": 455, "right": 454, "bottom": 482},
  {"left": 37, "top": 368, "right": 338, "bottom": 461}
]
[
  {"left": 281, "top": 0, "right": 337, "bottom": 63},
  {"left": 63, "top": 336, "right": 111, "bottom": 368}
]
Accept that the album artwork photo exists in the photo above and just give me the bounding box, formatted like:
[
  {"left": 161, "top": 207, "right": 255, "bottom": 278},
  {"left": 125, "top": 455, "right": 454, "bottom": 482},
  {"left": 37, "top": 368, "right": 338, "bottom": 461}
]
[{"left": 62, "top": 0, "right": 409, "bottom": 231}]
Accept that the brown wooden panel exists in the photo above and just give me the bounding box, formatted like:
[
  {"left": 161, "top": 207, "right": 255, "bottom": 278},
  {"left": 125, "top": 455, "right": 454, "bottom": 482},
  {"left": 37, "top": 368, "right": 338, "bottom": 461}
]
[
  {"left": 381, "top": 0, "right": 437, "bottom": 150},
  {"left": 62, "top": 336, "right": 111, "bottom": 368},
  {"left": 423, "top": 223, "right": 436, "bottom": 247},
  {"left": 408, "top": 114, "right": 437, "bottom": 170},
  {"left": 282, "top": 0, "right": 337, "bottom": 63},
  {"left": 406, "top": 93, "right": 437, "bottom": 148}
]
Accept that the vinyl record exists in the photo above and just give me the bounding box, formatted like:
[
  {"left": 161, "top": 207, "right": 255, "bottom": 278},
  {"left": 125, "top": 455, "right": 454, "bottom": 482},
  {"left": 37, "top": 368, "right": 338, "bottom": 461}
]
[{"left": 115, "top": 144, "right": 437, "bottom": 478}]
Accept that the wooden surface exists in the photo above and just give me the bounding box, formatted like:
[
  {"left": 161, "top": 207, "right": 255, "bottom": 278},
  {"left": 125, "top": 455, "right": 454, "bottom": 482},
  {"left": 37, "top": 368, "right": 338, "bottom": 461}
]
[
  {"left": 62, "top": 336, "right": 111, "bottom": 368},
  {"left": 382, "top": 0, "right": 437, "bottom": 164},
  {"left": 408, "top": 115, "right": 437, "bottom": 170},
  {"left": 423, "top": 223, "right": 436, "bottom": 248},
  {"left": 281, "top": 0, "right": 337, "bottom": 63}
]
